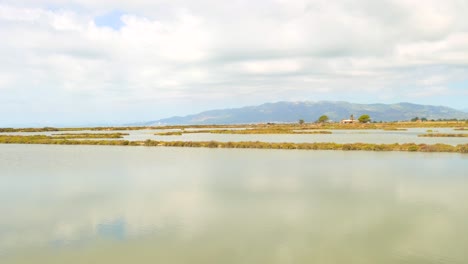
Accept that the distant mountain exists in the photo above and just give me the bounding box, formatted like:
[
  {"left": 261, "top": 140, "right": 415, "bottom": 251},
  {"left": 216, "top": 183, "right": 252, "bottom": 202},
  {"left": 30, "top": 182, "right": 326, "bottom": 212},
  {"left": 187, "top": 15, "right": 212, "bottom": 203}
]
[{"left": 142, "top": 101, "right": 468, "bottom": 125}]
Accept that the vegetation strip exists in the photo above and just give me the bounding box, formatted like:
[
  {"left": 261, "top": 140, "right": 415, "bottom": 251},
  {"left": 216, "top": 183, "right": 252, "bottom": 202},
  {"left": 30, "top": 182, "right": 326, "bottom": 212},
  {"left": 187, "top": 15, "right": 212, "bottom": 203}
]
[
  {"left": 156, "top": 129, "right": 332, "bottom": 135},
  {"left": 208, "top": 129, "right": 332, "bottom": 134},
  {"left": 156, "top": 131, "right": 183, "bottom": 136},
  {"left": 1, "top": 121, "right": 468, "bottom": 133},
  {"left": 0, "top": 135, "right": 466, "bottom": 153},
  {"left": 51, "top": 133, "right": 129, "bottom": 139},
  {"left": 418, "top": 133, "right": 468, "bottom": 137}
]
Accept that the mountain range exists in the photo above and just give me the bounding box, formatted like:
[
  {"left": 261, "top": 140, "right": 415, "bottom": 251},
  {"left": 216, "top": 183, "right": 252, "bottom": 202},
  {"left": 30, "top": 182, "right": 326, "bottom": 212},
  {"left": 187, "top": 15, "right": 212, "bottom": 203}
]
[{"left": 142, "top": 101, "right": 468, "bottom": 125}]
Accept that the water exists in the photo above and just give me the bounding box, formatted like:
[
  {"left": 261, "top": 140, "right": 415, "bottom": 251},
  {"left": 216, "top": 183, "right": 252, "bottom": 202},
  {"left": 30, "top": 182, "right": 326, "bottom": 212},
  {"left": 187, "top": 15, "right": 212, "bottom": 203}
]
[
  {"left": 144, "top": 128, "right": 467, "bottom": 145},
  {"left": 0, "top": 144, "right": 467, "bottom": 263},
  {"left": 2, "top": 127, "right": 468, "bottom": 145}
]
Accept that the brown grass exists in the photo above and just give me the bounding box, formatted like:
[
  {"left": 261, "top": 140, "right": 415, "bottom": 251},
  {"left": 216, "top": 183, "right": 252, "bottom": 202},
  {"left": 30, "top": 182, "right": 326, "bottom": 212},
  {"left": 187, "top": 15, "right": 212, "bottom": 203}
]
[{"left": 1, "top": 135, "right": 467, "bottom": 153}]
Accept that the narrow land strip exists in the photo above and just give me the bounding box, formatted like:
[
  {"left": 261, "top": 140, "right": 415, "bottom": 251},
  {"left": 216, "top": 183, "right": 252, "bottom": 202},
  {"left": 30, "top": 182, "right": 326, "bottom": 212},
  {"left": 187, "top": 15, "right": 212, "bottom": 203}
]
[
  {"left": 1, "top": 121, "right": 467, "bottom": 133},
  {"left": 0, "top": 135, "right": 466, "bottom": 153},
  {"left": 418, "top": 133, "right": 468, "bottom": 137},
  {"left": 156, "top": 129, "right": 332, "bottom": 135}
]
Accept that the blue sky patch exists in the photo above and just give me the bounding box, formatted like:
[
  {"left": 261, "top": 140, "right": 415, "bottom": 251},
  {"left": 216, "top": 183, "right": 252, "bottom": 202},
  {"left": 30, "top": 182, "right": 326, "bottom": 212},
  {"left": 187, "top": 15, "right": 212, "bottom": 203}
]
[{"left": 94, "top": 10, "right": 125, "bottom": 30}]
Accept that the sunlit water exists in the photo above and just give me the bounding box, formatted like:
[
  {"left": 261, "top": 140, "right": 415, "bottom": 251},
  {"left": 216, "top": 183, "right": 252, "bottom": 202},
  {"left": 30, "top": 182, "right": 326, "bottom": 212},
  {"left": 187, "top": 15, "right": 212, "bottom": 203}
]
[
  {"left": 0, "top": 144, "right": 467, "bottom": 263},
  {"left": 2, "top": 127, "right": 468, "bottom": 145}
]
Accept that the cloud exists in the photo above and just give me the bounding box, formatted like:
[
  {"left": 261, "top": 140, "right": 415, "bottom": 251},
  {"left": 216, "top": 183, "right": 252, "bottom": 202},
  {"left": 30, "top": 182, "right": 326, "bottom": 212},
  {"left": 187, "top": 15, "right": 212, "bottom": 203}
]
[
  {"left": 94, "top": 10, "right": 125, "bottom": 30},
  {"left": 407, "top": 86, "right": 450, "bottom": 98},
  {"left": 0, "top": 0, "right": 467, "bottom": 125}
]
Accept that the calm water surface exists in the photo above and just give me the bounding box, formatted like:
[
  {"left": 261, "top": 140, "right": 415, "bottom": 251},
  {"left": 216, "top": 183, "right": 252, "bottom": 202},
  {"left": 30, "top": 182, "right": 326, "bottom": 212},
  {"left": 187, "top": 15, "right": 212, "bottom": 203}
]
[
  {"left": 0, "top": 144, "right": 467, "bottom": 263},
  {"left": 3, "top": 127, "right": 468, "bottom": 145}
]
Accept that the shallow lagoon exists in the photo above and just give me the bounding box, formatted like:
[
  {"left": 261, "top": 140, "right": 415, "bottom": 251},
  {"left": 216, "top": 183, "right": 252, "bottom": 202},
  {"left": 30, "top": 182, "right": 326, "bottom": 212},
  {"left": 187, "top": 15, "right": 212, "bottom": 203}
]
[
  {"left": 1, "top": 144, "right": 467, "bottom": 263},
  {"left": 2, "top": 127, "right": 468, "bottom": 145}
]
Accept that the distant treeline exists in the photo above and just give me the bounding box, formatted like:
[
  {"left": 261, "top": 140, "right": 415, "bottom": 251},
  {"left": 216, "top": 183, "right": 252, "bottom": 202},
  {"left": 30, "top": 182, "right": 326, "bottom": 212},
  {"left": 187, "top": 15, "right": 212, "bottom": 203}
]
[
  {"left": 156, "top": 129, "right": 332, "bottom": 135},
  {"left": 0, "top": 133, "right": 128, "bottom": 140},
  {"left": 418, "top": 133, "right": 468, "bottom": 138},
  {"left": 0, "top": 127, "right": 60, "bottom": 132},
  {"left": 0, "top": 125, "right": 240, "bottom": 132},
  {"left": 0, "top": 135, "right": 466, "bottom": 153},
  {"left": 409, "top": 117, "right": 468, "bottom": 122},
  {"left": 2, "top": 121, "right": 467, "bottom": 133},
  {"left": 51, "top": 133, "right": 129, "bottom": 139}
]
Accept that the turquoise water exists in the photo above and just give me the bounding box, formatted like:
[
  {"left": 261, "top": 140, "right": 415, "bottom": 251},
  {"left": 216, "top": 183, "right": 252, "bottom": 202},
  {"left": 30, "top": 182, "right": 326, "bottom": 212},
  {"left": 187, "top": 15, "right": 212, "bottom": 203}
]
[{"left": 0, "top": 144, "right": 467, "bottom": 263}]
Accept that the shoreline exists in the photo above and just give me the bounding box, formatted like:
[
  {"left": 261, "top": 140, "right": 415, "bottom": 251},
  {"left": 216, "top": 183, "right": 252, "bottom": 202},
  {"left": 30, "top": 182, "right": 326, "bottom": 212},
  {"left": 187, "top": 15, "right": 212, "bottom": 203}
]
[
  {"left": 0, "top": 136, "right": 466, "bottom": 153},
  {"left": 1, "top": 121, "right": 467, "bottom": 133}
]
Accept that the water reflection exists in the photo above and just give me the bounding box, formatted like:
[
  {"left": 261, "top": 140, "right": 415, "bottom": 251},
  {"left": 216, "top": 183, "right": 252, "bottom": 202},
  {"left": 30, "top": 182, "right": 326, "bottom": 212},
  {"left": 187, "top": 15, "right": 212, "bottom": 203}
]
[
  {"left": 2, "top": 127, "right": 467, "bottom": 145},
  {"left": 0, "top": 145, "right": 467, "bottom": 263}
]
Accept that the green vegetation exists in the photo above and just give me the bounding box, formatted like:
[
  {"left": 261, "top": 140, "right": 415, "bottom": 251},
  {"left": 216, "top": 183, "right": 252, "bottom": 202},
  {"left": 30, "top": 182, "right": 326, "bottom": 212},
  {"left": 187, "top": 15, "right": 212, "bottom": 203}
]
[
  {"left": 411, "top": 117, "right": 427, "bottom": 122},
  {"left": 418, "top": 133, "right": 468, "bottom": 137},
  {"left": 2, "top": 121, "right": 467, "bottom": 134},
  {"left": 298, "top": 119, "right": 305, "bottom": 125},
  {"left": 0, "top": 132, "right": 131, "bottom": 139},
  {"left": 288, "top": 121, "right": 466, "bottom": 130},
  {"left": 0, "top": 127, "right": 59, "bottom": 132},
  {"left": 317, "top": 115, "right": 329, "bottom": 123},
  {"left": 155, "top": 131, "right": 183, "bottom": 136},
  {"left": 209, "top": 128, "right": 333, "bottom": 134},
  {"left": 0, "top": 135, "right": 135, "bottom": 146},
  {"left": 1, "top": 135, "right": 467, "bottom": 153},
  {"left": 155, "top": 128, "right": 333, "bottom": 135},
  {"left": 358, "top": 114, "right": 371, "bottom": 123},
  {"left": 0, "top": 125, "right": 242, "bottom": 133},
  {"left": 292, "top": 131, "right": 332, "bottom": 134},
  {"left": 51, "top": 133, "right": 129, "bottom": 139},
  {"left": 383, "top": 128, "right": 407, "bottom": 131}
]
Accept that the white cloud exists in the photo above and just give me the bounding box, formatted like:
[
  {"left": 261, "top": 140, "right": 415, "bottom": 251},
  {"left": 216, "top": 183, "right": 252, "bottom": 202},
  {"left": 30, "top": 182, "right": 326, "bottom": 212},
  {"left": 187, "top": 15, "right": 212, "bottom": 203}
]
[
  {"left": 0, "top": 73, "right": 14, "bottom": 89},
  {"left": 408, "top": 86, "right": 450, "bottom": 98},
  {"left": 0, "top": 0, "right": 467, "bottom": 125},
  {"left": 237, "top": 59, "right": 302, "bottom": 74}
]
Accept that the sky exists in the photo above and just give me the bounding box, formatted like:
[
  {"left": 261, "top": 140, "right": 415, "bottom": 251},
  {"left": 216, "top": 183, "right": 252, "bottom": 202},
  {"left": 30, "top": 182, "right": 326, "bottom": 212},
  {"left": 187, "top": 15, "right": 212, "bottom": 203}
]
[{"left": 0, "top": 0, "right": 467, "bottom": 126}]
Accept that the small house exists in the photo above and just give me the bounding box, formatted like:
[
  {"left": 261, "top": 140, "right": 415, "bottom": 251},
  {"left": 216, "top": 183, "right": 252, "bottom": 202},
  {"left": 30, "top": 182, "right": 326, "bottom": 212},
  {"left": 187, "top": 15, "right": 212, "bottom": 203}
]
[
  {"left": 340, "top": 119, "right": 359, "bottom": 124},
  {"left": 340, "top": 114, "right": 359, "bottom": 124}
]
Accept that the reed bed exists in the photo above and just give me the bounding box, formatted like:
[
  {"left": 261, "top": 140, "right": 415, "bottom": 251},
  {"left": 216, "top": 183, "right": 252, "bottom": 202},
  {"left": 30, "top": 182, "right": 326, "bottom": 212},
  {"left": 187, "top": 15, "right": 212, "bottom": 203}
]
[
  {"left": 156, "top": 129, "right": 332, "bottom": 135},
  {"left": 2, "top": 121, "right": 467, "bottom": 133},
  {"left": 418, "top": 133, "right": 468, "bottom": 137},
  {"left": 155, "top": 131, "right": 183, "bottom": 136},
  {"left": 51, "top": 133, "right": 129, "bottom": 139},
  {"left": 1, "top": 135, "right": 467, "bottom": 153}
]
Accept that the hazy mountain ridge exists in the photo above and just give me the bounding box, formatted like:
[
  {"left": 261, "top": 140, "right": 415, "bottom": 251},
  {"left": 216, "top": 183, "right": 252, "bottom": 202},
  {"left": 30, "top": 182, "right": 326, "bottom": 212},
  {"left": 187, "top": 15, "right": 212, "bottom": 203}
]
[{"left": 144, "top": 101, "right": 468, "bottom": 125}]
